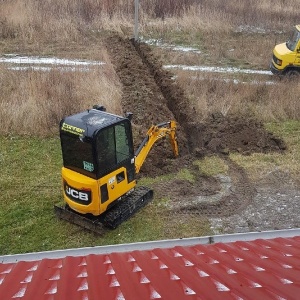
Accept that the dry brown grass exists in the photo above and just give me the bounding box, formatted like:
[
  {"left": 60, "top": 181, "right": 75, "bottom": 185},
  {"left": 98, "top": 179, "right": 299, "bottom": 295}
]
[
  {"left": 0, "top": 0, "right": 300, "bottom": 135},
  {"left": 0, "top": 62, "right": 122, "bottom": 136},
  {"left": 1, "top": 0, "right": 299, "bottom": 43},
  {"left": 177, "top": 70, "right": 300, "bottom": 121}
]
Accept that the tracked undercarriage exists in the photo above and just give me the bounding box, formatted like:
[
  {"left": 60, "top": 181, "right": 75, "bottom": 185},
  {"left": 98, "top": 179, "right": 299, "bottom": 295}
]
[{"left": 55, "top": 186, "right": 153, "bottom": 234}]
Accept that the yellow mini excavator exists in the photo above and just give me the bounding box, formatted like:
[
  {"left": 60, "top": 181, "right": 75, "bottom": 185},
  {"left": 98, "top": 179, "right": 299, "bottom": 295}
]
[{"left": 54, "top": 105, "right": 178, "bottom": 233}]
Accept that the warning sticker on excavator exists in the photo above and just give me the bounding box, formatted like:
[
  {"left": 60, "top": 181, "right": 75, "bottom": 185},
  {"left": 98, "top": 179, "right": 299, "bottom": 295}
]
[
  {"left": 61, "top": 122, "right": 85, "bottom": 136},
  {"left": 83, "top": 161, "right": 94, "bottom": 172}
]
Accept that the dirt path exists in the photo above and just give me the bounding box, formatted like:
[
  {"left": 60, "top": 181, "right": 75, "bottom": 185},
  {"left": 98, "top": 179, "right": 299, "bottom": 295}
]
[{"left": 104, "top": 33, "right": 289, "bottom": 225}]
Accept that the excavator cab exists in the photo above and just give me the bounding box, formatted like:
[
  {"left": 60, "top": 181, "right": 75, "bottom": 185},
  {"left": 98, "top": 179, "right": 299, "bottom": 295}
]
[{"left": 60, "top": 106, "right": 136, "bottom": 216}]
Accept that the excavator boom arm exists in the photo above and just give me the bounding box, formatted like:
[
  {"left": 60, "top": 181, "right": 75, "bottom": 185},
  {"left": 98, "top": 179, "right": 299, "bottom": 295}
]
[{"left": 134, "top": 120, "right": 178, "bottom": 174}]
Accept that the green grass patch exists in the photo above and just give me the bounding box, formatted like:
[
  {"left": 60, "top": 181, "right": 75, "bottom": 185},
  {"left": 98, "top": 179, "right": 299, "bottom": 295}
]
[
  {"left": 194, "top": 156, "right": 228, "bottom": 177},
  {"left": 138, "top": 167, "right": 195, "bottom": 186}
]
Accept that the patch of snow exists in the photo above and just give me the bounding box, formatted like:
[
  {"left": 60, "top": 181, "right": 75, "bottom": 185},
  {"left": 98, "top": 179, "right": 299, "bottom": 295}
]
[
  {"left": 8, "top": 66, "right": 91, "bottom": 72},
  {"left": 164, "top": 64, "right": 272, "bottom": 75},
  {"left": 235, "top": 25, "right": 268, "bottom": 34},
  {"left": 234, "top": 25, "right": 284, "bottom": 35},
  {"left": 142, "top": 38, "right": 201, "bottom": 54},
  {"left": 186, "top": 75, "right": 275, "bottom": 86},
  {"left": 0, "top": 54, "right": 104, "bottom": 66}
]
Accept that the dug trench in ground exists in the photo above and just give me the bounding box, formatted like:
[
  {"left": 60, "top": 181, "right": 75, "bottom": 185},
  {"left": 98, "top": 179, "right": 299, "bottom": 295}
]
[{"left": 104, "top": 33, "right": 287, "bottom": 218}]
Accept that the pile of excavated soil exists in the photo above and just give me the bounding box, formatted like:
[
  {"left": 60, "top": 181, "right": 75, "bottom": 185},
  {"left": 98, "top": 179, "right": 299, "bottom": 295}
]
[
  {"left": 104, "top": 33, "right": 287, "bottom": 220},
  {"left": 189, "top": 112, "right": 286, "bottom": 157}
]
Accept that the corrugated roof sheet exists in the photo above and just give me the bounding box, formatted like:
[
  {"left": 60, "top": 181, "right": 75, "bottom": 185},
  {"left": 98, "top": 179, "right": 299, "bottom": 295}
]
[{"left": 1, "top": 236, "right": 300, "bottom": 299}]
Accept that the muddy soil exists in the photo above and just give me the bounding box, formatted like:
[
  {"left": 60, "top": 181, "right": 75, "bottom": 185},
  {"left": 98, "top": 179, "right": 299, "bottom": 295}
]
[{"left": 104, "top": 33, "right": 298, "bottom": 233}]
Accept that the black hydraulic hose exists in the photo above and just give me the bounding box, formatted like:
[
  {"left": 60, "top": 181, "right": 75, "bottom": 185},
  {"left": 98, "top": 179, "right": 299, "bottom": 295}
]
[{"left": 135, "top": 135, "right": 149, "bottom": 157}]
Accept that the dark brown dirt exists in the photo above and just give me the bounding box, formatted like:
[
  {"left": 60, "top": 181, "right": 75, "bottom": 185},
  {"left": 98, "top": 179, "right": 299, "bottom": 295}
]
[{"left": 104, "top": 33, "right": 287, "bottom": 219}]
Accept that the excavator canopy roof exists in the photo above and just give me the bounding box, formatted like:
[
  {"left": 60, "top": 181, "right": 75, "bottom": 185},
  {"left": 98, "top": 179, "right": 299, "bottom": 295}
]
[{"left": 60, "top": 108, "right": 127, "bottom": 139}]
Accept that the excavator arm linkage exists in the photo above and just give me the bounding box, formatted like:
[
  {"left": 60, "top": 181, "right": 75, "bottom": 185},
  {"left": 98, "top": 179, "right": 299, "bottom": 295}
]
[{"left": 134, "top": 120, "right": 179, "bottom": 174}]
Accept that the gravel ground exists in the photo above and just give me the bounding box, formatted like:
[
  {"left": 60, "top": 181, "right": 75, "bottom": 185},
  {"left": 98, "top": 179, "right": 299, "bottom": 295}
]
[{"left": 210, "top": 170, "right": 300, "bottom": 234}]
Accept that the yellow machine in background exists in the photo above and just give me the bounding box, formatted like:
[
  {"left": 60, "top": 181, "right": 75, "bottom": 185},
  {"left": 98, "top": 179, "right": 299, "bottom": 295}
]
[
  {"left": 55, "top": 105, "right": 178, "bottom": 231},
  {"left": 270, "top": 25, "right": 300, "bottom": 76}
]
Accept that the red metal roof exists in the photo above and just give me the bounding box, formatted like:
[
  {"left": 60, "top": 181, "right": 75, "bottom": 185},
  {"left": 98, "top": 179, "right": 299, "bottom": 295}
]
[{"left": 1, "top": 236, "right": 300, "bottom": 299}]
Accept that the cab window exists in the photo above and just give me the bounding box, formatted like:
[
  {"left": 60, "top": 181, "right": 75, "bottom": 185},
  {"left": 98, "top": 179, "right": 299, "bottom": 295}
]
[{"left": 95, "top": 121, "right": 133, "bottom": 177}]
